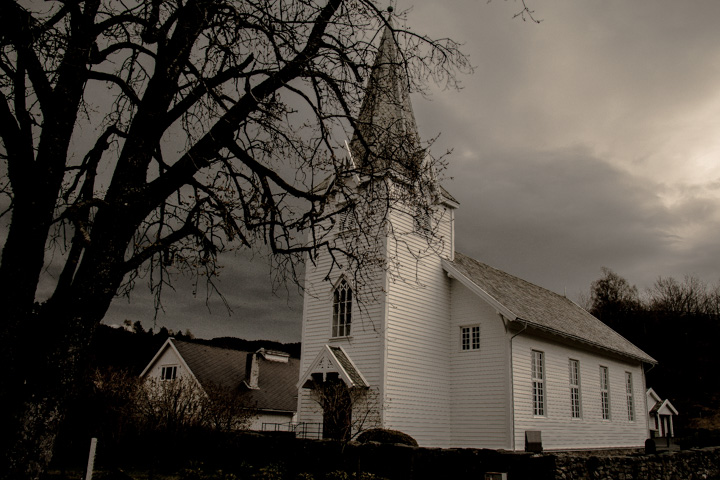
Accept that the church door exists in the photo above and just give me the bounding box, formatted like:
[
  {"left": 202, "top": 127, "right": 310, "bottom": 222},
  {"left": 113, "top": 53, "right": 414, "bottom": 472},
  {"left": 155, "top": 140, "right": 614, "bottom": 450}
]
[{"left": 320, "top": 379, "right": 352, "bottom": 441}]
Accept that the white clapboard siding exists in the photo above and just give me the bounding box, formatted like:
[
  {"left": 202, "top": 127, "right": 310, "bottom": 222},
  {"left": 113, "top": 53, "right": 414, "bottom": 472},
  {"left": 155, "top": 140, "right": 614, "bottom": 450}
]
[
  {"left": 382, "top": 204, "right": 454, "bottom": 447},
  {"left": 297, "top": 211, "right": 388, "bottom": 430},
  {"left": 511, "top": 334, "right": 648, "bottom": 450},
  {"left": 449, "top": 281, "right": 512, "bottom": 448}
]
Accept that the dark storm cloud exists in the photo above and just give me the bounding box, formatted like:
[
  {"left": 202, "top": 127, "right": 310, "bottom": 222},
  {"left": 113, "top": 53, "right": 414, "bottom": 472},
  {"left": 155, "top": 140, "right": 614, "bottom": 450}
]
[
  {"left": 106, "top": 0, "right": 720, "bottom": 339},
  {"left": 15, "top": 1, "right": 720, "bottom": 342},
  {"left": 451, "top": 147, "right": 677, "bottom": 294},
  {"left": 407, "top": 0, "right": 720, "bottom": 303}
]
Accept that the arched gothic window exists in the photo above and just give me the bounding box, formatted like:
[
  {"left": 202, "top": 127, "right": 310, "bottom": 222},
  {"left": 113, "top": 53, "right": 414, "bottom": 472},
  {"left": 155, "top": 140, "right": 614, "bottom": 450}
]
[{"left": 332, "top": 280, "right": 352, "bottom": 337}]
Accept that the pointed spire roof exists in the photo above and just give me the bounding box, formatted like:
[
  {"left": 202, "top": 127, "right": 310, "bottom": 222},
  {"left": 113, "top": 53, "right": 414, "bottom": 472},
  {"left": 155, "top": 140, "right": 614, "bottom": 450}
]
[{"left": 349, "top": 17, "right": 424, "bottom": 174}]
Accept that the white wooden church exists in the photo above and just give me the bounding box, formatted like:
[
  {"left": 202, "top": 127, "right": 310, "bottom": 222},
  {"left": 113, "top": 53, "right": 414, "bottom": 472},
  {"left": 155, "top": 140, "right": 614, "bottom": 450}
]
[{"left": 296, "top": 20, "right": 656, "bottom": 451}]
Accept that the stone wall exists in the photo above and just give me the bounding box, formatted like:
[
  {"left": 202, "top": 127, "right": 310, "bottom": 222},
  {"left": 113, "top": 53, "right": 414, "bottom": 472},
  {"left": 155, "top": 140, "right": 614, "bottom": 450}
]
[
  {"left": 553, "top": 447, "right": 720, "bottom": 480},
  {"left": 92, "top": 429, "right": 720, "bottom": 480}
]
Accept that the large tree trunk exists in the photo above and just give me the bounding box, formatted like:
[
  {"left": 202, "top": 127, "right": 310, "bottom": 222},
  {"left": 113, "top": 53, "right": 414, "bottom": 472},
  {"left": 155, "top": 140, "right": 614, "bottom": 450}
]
[
  {"left": 0, "top": 214, "right": 129, "bottom": 479},
  {"left": 1, "top": 283, "right": 120, "bottom": 480}
]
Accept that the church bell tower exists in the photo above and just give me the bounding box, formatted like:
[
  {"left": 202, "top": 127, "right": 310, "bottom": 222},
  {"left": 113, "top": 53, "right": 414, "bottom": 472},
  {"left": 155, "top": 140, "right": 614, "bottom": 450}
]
[{"left": 296, "top": 14, "right": 458, "bottom": 446}]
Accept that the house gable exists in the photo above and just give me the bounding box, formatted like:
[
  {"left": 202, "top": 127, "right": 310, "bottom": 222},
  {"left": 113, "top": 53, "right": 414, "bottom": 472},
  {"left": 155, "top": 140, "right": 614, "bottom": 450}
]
[
  {"left": 647, "top": 389, "right": 679, "bottom": 417},
  {"left": 140, "top": 338, "right": 203, "bottom": 390}
]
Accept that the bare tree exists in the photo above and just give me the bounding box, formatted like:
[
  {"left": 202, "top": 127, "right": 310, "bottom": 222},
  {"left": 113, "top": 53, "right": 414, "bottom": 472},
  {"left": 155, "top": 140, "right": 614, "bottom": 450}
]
[
  {"left": 93, "top": 368, "right": 255, "bottom": 435},
  {"left": 649, "top": 275, "right": 715, "bottom": 317},
  {"left": 0, "top": 1, "right": 468, "bottom": 477},
  {"left": 135, "top": 376, "right": 206, "bottom": 433},
  {"left": 588, "top": 267, "right": 642, "bottom": 329},
  {"left": 200, "top": 382, "right": 257, "bottom": 432}
]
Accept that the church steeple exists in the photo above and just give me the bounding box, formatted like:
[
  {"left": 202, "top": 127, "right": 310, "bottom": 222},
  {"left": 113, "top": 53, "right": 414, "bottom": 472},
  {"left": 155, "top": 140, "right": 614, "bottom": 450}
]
[{"left": 349, "top": 15, "right": 424, "bottom": 175}]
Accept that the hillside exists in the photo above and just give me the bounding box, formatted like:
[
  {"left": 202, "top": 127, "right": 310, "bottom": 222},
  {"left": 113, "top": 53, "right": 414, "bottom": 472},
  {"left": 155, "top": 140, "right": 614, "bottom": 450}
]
[{"left": 89, "top": 323, "right": 301, "bottom": 375}]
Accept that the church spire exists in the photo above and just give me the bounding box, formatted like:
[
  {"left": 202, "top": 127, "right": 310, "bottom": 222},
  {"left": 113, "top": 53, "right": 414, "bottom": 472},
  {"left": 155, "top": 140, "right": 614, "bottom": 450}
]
[{"left": 349, "top": 13, "right": 423, "bottom": 175}]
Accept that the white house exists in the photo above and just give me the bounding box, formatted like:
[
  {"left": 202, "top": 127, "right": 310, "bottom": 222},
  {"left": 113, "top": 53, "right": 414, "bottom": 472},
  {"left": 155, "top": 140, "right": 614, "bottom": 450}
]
[
  {"left": 647, "top": 388, "right": 678, "bottom": 439},
  {"left": 296, "top": 18, "right": 657, "bottom": 451},
  {"left": 142, "top": 338, "right": 299, "bottom": 430}
]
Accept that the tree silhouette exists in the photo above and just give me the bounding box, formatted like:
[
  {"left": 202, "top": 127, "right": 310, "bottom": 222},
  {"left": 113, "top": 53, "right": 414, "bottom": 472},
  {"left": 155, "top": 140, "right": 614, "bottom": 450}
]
[
  {"left": 587, "top": 268, "right": 720, "bottom": 433},
  {"left": 0, "top": 2, "right": 468, "bottom": 477}
]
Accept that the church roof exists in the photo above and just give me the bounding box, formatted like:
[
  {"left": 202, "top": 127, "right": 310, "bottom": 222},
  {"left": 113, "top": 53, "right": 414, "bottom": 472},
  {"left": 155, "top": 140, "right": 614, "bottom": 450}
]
[
  {"left": 349, "top": 18, "right": 424, "bottom": 174},
  {"left": 157, "top": 339, "right": 299, "bottom": 413},
  {"left": 444, "top": 252, "right": 656, "bottom": 364}
]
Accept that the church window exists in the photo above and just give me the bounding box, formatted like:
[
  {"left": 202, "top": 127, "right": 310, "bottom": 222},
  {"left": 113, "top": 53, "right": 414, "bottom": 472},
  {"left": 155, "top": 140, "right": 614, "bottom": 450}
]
[
  {"left": 332, "top": 280, "right": 352, "bottom": 337},
  {"left": 338, "top": 211, "right": 354, "bottom": 232},
  {"left": 161, "top": 365, "right": 177, "bottom": 380},
  {"left": 625, "top": 372, "right": 635, "bottom": 421},
  {"left": 531, "top": 350, "right": 545, "bottom": 416},
  {"left": 569, "top": 359, "right": 581, "bottom": 418},
  {"left": 461, "top": 325, "right": 480, "bottom": 351},
  {"left": 600, "top": 366, "right": 611, "bottom": 420}
]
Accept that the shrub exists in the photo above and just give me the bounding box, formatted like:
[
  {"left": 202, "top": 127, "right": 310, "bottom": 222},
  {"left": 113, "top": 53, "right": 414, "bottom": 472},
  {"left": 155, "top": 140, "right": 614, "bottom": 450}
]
[
  {"left": 324, "top": 472, "right": 350, "bottom": 480},
  {"left": 355, "top": 429, "right": 418, "bottom": 447},
  {"left": 254, "top": 464, "right": 284, "bottom": 480},
  {"left": 324, "top": 472, "right": 388, "bottom": 480}
]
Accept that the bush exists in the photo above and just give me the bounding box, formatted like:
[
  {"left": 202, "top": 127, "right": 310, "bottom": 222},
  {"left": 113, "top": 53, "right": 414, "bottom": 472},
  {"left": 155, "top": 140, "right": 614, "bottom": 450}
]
[
  {"left": 254, "top": 464, "right": 284, "bottom": 480},
  {"left": 355, "top": 429, "right": 418, "bottom": 447},
  {"left": 324, "top": 472, "right": 388, "bottom": 480}
]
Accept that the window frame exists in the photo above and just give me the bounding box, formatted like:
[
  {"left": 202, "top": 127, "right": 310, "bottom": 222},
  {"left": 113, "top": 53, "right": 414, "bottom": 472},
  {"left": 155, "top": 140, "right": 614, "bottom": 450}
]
[
  {"left": 332, "top": 279, "right": 352, "bottom": 338},
  {"left": 531, "top": 350, "right": 546, "bottom": 417},
  {"left": 599, "top": 366, "right": 611, "bottom": 420},
  {"left": 625, "top": 371, "right": 635, "bottom": 422},
  {"left": 460, "top": 325, "right": 480, "bottom": 351},
  {"left": 569, "top": 358, "right": 582, "bottom": 419},
  {"left": 413, "top": 206, "right": 432, "bottom": 238},
  {"left": 161, "top": 365, "right": 177, "bottom": 380},
  {"left": 337, "top": 210, "right": 356, "bottom": 233}
]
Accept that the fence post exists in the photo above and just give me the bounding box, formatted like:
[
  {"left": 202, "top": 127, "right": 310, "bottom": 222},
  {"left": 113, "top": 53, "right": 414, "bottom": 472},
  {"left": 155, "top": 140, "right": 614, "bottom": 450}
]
[{"left": 85, "top": 437, "right": 98, "bottom": 480}]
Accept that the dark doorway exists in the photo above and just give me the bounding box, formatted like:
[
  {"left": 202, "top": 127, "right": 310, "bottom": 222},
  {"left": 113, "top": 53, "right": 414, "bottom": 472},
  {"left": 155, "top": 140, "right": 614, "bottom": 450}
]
[{"left": 319, "top": 377, "right": 352, "bottom": 441}]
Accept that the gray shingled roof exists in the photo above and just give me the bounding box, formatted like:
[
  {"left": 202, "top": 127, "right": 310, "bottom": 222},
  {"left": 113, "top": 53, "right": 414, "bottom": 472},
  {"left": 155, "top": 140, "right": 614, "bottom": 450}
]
[
  {"left": 328, "top": 346, "right": 368, "bottom": 388},
  {"left": 173, "top": 340, "right": 299, "bottom": 413},
  {"left": 446, "top": 252, "right": 656, "bottom": 364}
]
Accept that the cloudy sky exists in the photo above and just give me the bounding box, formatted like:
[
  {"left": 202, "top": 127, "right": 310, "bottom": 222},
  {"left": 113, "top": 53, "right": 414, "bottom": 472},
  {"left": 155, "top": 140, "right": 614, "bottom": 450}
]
[{"left": 104, "top": 0, "right": 720, "bottom": 342}]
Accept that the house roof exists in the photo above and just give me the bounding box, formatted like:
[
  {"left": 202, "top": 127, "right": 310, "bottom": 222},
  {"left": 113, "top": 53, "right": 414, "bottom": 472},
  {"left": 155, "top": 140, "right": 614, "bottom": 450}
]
[
  {"left": 650, "top": 399, "right": 679, "bottom": 416},
  {"left": 647, "top": 388, "right": 679, "bottom": 416},
  {"left": 149, "top": 339, "right": 299, "bottom": 413},
  {"left": 444, "top": 252, "right": 656, "bottom": 364}
]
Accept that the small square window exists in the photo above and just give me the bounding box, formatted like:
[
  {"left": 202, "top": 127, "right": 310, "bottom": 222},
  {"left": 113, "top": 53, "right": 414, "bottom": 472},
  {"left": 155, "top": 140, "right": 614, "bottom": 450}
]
[
  {"left": 161, "top": 365, "right": 177, "bottom": 380},
  {"left": 461, "top": 325, "right": 480, "bottom": 351}
]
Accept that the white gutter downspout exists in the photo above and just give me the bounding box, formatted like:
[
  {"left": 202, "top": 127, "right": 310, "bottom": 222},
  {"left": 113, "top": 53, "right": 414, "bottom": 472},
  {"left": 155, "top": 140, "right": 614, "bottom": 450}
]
[
  {"left": 508, "top": 319, "right": 528, "bottom": 451},
  {"left": 643, "top": 361, "right": 656, "bottom": 440}
]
